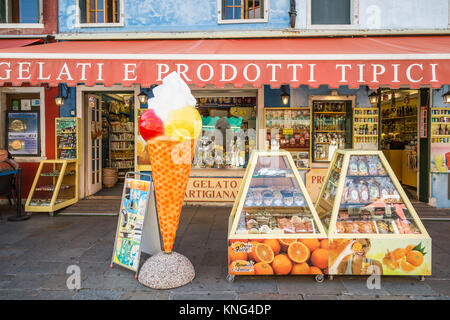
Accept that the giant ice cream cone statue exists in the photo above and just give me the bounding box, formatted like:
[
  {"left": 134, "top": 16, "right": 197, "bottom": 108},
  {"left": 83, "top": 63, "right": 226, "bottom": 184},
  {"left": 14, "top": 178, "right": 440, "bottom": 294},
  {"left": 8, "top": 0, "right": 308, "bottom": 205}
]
[{"left": 137, "top": 72, "right": 202, "bottom": 289}]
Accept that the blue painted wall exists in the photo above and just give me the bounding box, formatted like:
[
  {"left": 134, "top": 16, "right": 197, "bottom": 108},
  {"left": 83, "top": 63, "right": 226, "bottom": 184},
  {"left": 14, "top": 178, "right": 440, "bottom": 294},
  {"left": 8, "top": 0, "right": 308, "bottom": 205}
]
[
  {"left": 59, "top": 0, "right": 449, "bottom": 34},
  {"left": 431, "top": 85, "right": 450, "bottom": 208},
  {"left": 59, "top": 0, "right": 290, "bottom": 33}
]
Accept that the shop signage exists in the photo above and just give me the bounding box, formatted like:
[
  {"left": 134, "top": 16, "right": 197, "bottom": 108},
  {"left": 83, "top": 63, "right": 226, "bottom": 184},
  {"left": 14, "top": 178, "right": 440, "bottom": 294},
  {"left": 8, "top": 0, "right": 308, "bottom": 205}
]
[
  {"left": 185, "top": 177, "right": 242, "bottom": 202},
  {"left": 0, "top": 60, "right": 446, "bottom": 89},
  {"left": 305, "top": 168, "right": 329, "bottom": 203}
]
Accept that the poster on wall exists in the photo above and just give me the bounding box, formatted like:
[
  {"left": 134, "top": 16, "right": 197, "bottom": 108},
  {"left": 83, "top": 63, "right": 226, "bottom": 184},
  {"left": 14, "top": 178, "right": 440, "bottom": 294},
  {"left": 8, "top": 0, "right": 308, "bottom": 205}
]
[
  {"left": 111, "top": 178, "right": 152, "bottom": 273},
  {"left": 431, "top": 144, "right": 450, "bottom": 173},
  {"left": 6, "top": 112, "right": 40, "bottom": 156}
]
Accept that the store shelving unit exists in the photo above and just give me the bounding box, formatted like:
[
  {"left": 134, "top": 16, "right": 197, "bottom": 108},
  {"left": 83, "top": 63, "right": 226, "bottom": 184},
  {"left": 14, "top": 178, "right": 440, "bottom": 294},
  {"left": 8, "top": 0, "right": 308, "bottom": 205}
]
[
  {"left": 55, "top": 118, "right": 81, "bottom": 163},
  {"left": 25, "top": 160, "right": 78, "bottom": 215},
  {"left": 430, "top": 108, "right": 450, "bottom": 143},
  {"left": 311, "top": 100, "right": 351, "bottom": 163},
  {"left": 264, "top": 107, "right": 311, "bottom": 170},
  {"left": 227, "top": 151, "right": 327, "bottom": 281},
  {"left": 353, "top": 107, "right": 379, "bottom": 150},
  {"left": 110, "top": 122, "right": 134, "bottom": 181},
  {"left": 315, "top": 150, "right": 431, "bottom": 277}
]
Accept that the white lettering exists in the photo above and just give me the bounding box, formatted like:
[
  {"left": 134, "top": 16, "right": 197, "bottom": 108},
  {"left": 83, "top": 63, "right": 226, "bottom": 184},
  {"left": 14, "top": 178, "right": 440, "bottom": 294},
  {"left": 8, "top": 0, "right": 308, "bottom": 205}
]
[
  {"left": 392, "top": 64, "right": 400, "bottom": 83},
  {"left": 430, "top": 63, "right": 438, "bottom": 82},
  {"left": 56, "top": 63, "right": 73, "bottom": 81},
  {"left": 287, "top": 64, "right": 303, "bottom": 81},
  {"left": 96, "top": 63, "right": 104, "bottom": 81},
  {"left": 197, "top": 63, "right": 214, "bottom": 82},
  {"left": 0, "top": 62, "right": 11, "bottom": 80},
  {"left": 76, "top": 63, "right": 92, "bottom": 81},
  {"left": 123, "top": 63, "right": 137, "bottom": 81},
  {"left": 308, "top": 64, "right": 316, "bottom": 82},
  {"left": 18, "top": 62, "right": 31, "bottom": 80},
  {"left": 176, "top": 64, "right": 191, "bottom": 82},
  {"left": 372, "top": 64, "right": 385, "bottom": 83},
  {"left": 357, "top": 64, "right": 365, "bottom": 82},
  {"left": 243, "top": 63, "right": 260, "bottom": 82},
  {"left": 157, "top": 64, "right": 169, "bottom": 81},
  {"left": 37, "top": 62, "right": 50, "bottom": 80},
  {"left": 266, "top": 64, "right": 282, "bottom": 82},
  {"left": 220, "top": 64, "right": 237, "bottom": 82},
  {"left": 336, "top": 64, "right": 352, "bottom": 83},
  {"left": 406, "top": 64, "right": 423, "bottom": 83}
]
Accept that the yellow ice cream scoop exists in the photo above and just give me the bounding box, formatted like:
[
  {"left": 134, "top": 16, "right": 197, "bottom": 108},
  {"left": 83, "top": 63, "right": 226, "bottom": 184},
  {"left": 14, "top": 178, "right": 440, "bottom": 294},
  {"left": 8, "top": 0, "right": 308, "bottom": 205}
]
[{"left": 164, "top": 106, "right": 202, "bottom": 141}]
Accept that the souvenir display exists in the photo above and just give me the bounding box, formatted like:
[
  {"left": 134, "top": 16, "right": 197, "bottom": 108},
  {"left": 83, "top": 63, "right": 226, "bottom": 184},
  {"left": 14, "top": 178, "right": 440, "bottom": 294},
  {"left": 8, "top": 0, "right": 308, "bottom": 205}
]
[
  {"left": 312, "top": 101, "right": 349, "bottom": 162},
  {"left": 56, "top": 118, "right": 80, "bottom": 161},
  {"left": 353, "top": 107, "right": 379, "bottom": 150},
  {"left": 316, "top": 150, "right": 431, "bottom": 277},
  {"left": 193, "top": 97, "right": 257, "bottom": 169},
  {"left": 110, "top": 121, "right": 134, "bottom": 180},
  {"left": 25, "top": 159, "right": 79, "bottom": 214},
  {"left": 228, "top": 151, "right": 328, "bottom": 281},
  {"left": 264, "top": 107, "right": 311, "bottom": 169}
]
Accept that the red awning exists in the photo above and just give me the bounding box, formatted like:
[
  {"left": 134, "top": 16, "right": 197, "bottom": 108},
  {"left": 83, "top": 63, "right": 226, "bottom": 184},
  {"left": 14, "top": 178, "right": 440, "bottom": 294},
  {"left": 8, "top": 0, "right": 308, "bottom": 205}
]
[
  {"left": 0, "top": 36, "right": 448, "bottom": 88},
  {"left": 0, "top": 38, "right": 43, "bottom": 50}
]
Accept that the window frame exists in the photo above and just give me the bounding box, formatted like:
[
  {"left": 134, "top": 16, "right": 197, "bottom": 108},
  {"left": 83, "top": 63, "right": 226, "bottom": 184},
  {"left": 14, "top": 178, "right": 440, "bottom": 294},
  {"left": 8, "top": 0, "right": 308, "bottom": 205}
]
[
  {"left": 307, "top": 0, "right": 359, "bottom": 30},
  {"left": 217, "top": 0, "right": 269, "bottom": 24},
  {"left": 0, "top": 87, "right": 46, "bottom": 163},
  {"left": 75, "top": 0, "right": 125, "bottom": 28},
  {"left": 0, "top": 0, "right": 44, "bottom": 29}
]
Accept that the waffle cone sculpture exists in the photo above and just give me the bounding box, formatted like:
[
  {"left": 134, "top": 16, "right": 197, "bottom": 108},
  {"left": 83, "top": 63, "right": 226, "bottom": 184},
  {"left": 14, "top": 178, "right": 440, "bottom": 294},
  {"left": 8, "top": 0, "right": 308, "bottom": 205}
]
[{"left": 147, "top": 137, "right": 195, "bottom": 253}]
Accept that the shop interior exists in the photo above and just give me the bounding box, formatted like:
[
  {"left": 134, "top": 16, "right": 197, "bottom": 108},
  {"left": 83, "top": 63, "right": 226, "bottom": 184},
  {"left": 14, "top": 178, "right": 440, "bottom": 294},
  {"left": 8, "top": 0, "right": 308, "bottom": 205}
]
[{"left": 84, "top": 91, "right": 135, "bottom": 197}]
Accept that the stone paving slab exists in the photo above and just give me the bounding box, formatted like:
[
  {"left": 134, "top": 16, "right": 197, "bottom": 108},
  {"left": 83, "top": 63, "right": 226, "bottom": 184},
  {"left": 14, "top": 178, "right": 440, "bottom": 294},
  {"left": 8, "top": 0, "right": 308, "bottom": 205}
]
[{"left": 0, "top": 206, "right": 449, "bottom": 300}]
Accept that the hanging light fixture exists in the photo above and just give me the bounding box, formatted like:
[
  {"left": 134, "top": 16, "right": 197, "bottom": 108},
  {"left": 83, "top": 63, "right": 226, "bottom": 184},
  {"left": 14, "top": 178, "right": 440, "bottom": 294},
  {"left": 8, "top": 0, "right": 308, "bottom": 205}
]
[
  {"left": 54, "top": 84, "right": 69, "bottom": 106},
  {"left": 280, "top": 85, "right": 290, "bottom": 105},
  {"left": 138, "top": 90, "right": 149, "bottom": 105},
  {"left": 442, "top": 90, "right": 450, "bottom": 104},
  {"left": 368, "top": 92, "right": 379, "bottom": 106}
]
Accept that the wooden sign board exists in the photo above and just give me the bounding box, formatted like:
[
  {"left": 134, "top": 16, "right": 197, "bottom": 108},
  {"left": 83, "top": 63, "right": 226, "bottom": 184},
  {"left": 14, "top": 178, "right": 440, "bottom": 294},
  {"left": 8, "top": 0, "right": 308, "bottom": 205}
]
[
  {"left": 184, "top": 177, "right": 242, "bottom": 202},
  {"left": 305, "top": 168, "right": 329, "bottom": 203}
]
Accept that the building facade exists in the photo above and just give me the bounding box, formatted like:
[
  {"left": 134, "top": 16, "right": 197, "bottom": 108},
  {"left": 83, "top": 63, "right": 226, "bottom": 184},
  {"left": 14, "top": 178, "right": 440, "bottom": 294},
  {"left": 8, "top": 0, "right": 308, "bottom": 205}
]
[{"left": 2, "top": 1, "right": 450, "bottom": 209}]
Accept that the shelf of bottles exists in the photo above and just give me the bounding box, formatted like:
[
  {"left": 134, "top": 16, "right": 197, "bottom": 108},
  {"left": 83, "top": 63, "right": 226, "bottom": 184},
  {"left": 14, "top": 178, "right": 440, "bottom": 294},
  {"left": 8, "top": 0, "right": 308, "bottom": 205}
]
[
  {"left": 381, "top": 102, "right": 418, "bottom": 149},
  {"left": 264, "top": 107, "right": 311, "bottom": 170},
  {"left": 110, "top": 122, "right": 134, "bottom": 180},
  {"left": 312, "top": 101, "right": 346, "bottom": 163},
  {"left": 431, "top": 108, "right": 450, "bottom": 143},
  {"left": 353, "top": 107, "right": 379, "bottom": 150}
]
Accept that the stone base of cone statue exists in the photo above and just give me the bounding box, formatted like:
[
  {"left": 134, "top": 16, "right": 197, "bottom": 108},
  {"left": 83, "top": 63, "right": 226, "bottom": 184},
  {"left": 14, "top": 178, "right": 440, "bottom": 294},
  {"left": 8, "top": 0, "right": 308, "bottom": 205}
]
[{"left": 138, "top": 251, "right": 195, "bottom": 289}]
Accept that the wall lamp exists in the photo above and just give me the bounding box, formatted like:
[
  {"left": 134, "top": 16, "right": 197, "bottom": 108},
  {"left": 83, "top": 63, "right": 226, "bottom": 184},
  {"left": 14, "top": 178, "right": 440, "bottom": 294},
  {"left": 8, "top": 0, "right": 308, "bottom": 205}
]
[
  {"left": 55, "top": 83, "right": 69, "bottom": 107},
  {"left": 281, "top": 85, "right": 290, "bottom": 105}
]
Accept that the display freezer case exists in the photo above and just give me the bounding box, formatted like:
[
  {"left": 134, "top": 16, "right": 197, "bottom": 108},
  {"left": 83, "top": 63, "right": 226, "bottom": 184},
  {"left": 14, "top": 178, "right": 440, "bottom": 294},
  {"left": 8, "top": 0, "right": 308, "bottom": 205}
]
[
  {"left": 227, "top": 151, "right": 328, "bottom": 281},
  {"left": 315, "top": 150, "right": 431, "bottom": 277}
]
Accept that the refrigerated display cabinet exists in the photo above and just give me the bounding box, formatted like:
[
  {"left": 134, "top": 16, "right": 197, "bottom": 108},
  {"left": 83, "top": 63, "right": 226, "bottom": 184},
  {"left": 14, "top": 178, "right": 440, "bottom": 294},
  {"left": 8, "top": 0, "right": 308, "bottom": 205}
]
[
  {"left": 227, "top": 150, "right": 328, "bottom": 282},
  {"left": 315, "top": 150, "right": 431, "bottom": 278}
]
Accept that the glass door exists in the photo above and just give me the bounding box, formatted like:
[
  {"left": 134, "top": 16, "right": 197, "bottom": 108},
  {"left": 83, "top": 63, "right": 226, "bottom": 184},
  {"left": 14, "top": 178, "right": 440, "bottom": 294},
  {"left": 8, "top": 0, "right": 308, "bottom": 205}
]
[{"left": 86, "top": 94, "right": 103, "bottom": 196}]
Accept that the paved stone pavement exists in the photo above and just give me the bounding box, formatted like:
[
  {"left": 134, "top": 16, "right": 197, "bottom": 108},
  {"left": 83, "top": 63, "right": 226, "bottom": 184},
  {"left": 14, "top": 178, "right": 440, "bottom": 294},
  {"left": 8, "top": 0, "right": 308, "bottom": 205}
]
[{"left": 0, "top": 206, "right": 449, "bottom": 300}]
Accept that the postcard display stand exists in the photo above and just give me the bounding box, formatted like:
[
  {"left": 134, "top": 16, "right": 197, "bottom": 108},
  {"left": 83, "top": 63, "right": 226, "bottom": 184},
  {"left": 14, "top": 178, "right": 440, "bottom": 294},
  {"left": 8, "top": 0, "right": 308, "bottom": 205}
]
[
  {"left": 25, "top": 118, "right": 81, "bottom": 215},
  {"left": 228, "top": 151, "right": 328, "bottom": 282},
  {"left": 316, "top": 150, "right": 431, "bottom": 278},
  {"left": 25, "top": 159, "right": 79, "bottom": 215},
  {"left": 111, "top": 172, "right": 161, "bottom": 277}
]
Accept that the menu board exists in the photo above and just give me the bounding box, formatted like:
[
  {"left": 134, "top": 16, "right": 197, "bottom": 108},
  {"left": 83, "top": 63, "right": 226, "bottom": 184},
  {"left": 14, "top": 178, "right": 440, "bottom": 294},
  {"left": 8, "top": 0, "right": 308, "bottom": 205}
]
[
  {"left": 112, "top": 178, "right": 151, "bottom": 272},
  {"left": 6, "top": 112, "right": 40, "bottom": 156}
]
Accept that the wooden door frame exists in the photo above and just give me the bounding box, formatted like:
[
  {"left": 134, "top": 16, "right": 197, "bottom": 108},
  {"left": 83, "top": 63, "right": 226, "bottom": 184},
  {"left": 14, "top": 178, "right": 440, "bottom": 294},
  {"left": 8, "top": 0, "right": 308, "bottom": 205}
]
[
  {"left": 85, "top": 93, "right": 103, "bottom": 196},
  {"left": 76, "top": 84, "right": 140, "bottom": 199}
]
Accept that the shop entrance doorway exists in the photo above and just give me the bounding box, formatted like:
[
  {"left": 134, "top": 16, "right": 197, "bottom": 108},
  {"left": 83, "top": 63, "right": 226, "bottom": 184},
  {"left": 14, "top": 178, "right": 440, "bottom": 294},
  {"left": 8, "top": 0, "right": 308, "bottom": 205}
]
[
  {"left": 79, "top": 87, "right": 137, "bottom": 199},
  {"left": 380, "top": 89, "right": 424, "bottom": 200}
]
